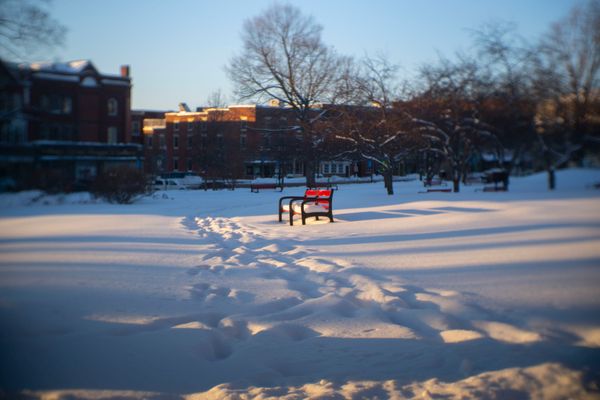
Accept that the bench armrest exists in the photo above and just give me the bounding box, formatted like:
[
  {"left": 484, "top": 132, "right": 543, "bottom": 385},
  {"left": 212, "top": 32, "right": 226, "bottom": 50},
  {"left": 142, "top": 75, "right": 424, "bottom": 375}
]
[{"left": 279, "top": 195, "right": 306, "bottom": 209}]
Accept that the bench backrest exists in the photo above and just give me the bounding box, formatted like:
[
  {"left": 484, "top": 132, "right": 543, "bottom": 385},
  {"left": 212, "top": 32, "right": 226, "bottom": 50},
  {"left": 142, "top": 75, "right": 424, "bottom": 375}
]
[{"left": 304, "top": 189, "right": 333, "bottom": 207}]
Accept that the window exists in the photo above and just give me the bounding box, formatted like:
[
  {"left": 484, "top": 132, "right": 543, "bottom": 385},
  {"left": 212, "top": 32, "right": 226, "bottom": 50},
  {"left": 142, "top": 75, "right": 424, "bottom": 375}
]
[
  {"left": 173, "top": 158, "right": 179, "bottom": 171},
  {"left": 187, "top": 134, "right": 193, "bottom": 147},
  {"left": 323, "top": 164, "right": 330, "bottom": 174},
  {"left": 63, "top": 97, "right": 72, "bottom": 114},
  {"left": 41, "top": 95, "right": 72, "bottom": 114},
  {"left": 107, "top": 98, "right": 118, "bottom": 116},
  {"left": 188, "top": 122, "right": 193, "bottom": 131},
  {"left": 132, "top": 121, "right": 140, "bottom": 136},
  {"left": 173, "top": 135, "right": 179, "bottom": 149},
  {"left": 187, "top": 159, "right": 193, "bottom": 171},
  {"left": 240, "top": 133, "right": 247, "bottom": 148},
  {"left": 174, "top": 122, "right": 179, "bottom": 132},
  {"left": 159, "top": 134, "right": 165, "bottom": 148},
  {"left": 107, "top": 126, "right": 118, "bottom": 144},
  {"left": 240, "top": 121, "right": 247, "bottom": 131},
  {"left": 200, "top": 122, "right": 207, "bottom": 131},
  {"left": 147, "top": 135, "right": 153, "bottom": 148},
  {"left": 262, "top": 133, "right": 271, "bottom": 147},
  {"left": 217, "top": 133, "right": 224, "bottom": 147}
]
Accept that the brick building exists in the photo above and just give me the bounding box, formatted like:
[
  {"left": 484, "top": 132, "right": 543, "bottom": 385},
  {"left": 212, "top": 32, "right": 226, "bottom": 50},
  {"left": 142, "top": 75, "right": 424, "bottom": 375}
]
[
  {"left": 0, "top": 59, "right": 143, "bottom": 191},
  {"left": 131, "top": 109, "right": 169, "bottom": 146},
  {"left": 144, "top": 102, "right": 367, "bottom": 180}
]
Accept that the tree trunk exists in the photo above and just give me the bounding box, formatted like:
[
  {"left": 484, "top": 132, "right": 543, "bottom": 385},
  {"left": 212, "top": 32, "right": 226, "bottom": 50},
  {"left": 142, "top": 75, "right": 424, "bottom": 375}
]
[
  {"left": 383, "top": 169, "right": 394, "bottom": 195},
  {"left": 453, "top": 178, "right": 460, "bottom": 193},
  {"left": 305, "top": 160, "right": 316, "bottom": 188},
  {"left": 548, "top": 167, "right": 556, "bottom": 190},
  {"left": 453, "top": 168, "right": 460, "bottom": 193}
]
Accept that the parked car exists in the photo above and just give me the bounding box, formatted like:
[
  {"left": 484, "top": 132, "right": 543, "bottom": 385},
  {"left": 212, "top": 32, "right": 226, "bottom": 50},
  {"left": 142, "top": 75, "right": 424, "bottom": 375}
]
[
  {"left": 158, "top": 173, "right": 204, "bottom": 189},
  {"left": 153, "top": 178, "right": 186, "bottom": 191}
]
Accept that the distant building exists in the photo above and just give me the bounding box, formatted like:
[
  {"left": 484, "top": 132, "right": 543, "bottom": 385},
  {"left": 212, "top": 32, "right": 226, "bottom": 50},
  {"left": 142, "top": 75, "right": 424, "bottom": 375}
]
[
  {"left": 149, "top": 103, "right": 302, "bottom": 179},
  {"left": 0, "top": 59, "right": 143, "bottom": 191},
  {"left": 145, "top": 102, "right": 367, "bottom": 180},
  {"left": 131, "top": 109, "right": 169, "bottom": 145}
]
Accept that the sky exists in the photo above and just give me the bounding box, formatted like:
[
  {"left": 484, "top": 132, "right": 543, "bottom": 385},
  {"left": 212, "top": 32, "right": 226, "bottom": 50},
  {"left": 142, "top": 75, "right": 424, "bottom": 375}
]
[{"left": 36, "top": 0, "right": 579, "bottom": 111}]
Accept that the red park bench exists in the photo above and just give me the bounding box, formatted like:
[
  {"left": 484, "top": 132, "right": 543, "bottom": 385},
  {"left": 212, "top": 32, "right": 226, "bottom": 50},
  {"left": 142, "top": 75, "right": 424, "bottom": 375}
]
[{"left": 278, "top": 189, "right": 334, "bottom": 226}]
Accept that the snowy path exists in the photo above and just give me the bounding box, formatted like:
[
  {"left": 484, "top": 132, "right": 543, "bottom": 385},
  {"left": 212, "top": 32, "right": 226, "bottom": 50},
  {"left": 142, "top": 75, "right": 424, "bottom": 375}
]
[{"left": 1, "top": 170, "right": 599, "bottom": 398}]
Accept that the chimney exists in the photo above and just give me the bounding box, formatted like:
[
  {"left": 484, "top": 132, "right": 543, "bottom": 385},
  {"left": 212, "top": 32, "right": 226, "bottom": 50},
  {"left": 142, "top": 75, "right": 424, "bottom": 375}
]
[{"left": 120, "top": 65, "right": 130, "bottom": 78}]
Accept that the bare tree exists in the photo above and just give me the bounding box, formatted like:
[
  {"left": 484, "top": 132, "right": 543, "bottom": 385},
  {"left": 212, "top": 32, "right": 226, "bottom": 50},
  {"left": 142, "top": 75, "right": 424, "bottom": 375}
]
[
  {"left": 205, "top": 89, "right": 228, "bottom": 109},
  {"left": 0, "top": 0, "right": 66, "bottom": 59},
  {"left": 226, "top": 3, "right": 350, "bottom": 186},
  {"left": 335, "top": 55, "right": 416, "bottom": 195},
  {"left": 471, "top": 21, "right": 538, "bottom": 174},
  {"left": 414, "top": 56, "right": 497, "bottom": 192},
  {"left": 531, "top": 0, "right": 600, "bottom": 189}
]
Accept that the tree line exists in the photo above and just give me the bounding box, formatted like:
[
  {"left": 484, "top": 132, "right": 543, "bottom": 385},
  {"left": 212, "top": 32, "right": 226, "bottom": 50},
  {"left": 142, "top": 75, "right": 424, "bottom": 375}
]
[{"left": 227, "top": 1, "right": 600, "bottom": 194}]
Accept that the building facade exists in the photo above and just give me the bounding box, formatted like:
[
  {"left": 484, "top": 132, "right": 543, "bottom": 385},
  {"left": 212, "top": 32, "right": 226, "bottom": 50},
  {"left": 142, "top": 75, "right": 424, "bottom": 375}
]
[
  {"left": 143, "top": 102, "right": 367, "bottom": 180},
  {"left": 0, "top": 59, "right": 143, "bottom": 191}
]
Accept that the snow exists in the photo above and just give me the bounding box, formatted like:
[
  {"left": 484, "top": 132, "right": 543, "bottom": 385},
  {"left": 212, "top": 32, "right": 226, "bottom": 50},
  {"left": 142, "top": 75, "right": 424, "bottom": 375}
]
[
  {"left": 27, "top": 60, "right": 92, "bottom": 74},
  {"left": 0, "top": 169, "right": 599, "bottom": 399},
  {"left": 31, "top": 72, "right": 80, "bottom": 82}
]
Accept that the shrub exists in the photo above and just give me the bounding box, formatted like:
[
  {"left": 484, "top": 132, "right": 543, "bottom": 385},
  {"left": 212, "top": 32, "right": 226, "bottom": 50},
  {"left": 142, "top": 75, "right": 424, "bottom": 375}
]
[{"left": 92, "top": 165, "right": 147, "bottom": 204}]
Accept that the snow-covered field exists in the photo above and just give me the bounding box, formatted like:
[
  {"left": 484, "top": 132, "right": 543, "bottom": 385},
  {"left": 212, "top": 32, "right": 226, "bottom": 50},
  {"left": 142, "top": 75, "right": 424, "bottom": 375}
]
[{"left": 1, "top": 169, "right": 599, "bottom": 399}]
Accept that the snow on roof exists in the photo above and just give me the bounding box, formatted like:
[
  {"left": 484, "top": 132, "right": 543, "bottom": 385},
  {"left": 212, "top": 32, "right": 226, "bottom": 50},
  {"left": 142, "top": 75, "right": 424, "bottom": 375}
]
[
  {"left": 229, "top": 104, "right": 257, "bottom": 109},
  {"left": 31, "top": 72, "right": 80, "bottom": 83},
  {"left": 27, "top": 60, "right": 93, "bottom": 74},
  {"left": 20, "top": 60, "right": 128, "bottom": 81}
]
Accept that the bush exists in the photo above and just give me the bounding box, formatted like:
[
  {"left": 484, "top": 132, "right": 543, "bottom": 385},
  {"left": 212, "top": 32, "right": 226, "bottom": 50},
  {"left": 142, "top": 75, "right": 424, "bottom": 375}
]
[{"left": 92, "top": 165, "right": 147, "bottom": 204}]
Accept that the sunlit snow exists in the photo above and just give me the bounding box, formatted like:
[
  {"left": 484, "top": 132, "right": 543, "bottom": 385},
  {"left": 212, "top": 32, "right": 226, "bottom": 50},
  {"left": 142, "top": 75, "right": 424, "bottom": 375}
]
[{"left": 0, "top": 169, "right": 599, "bottom": 399}]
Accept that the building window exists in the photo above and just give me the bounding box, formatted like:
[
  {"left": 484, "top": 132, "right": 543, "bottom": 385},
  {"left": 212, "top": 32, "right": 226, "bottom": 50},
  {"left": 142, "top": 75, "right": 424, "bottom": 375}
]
[
  {"left": 174, "top": 122, "right": 179, "bottom": 132},
  {"left": 63, "top": 97, "right": 72, "bottom": 114},
  {"left": 107, "top": 126, "right": 118, "bottom": 144},
  {"left": 217, "top": 133, "right": 224, "bottom": 147},
  {"left": 159, "top": 134, "right": 165, "bottom": 148},
  {"left": 173, "top": 158, "right": 179, "bottom": 171},
  {"left": 240, "top": 133, "right": 247, "bottom": 148},
  {"left": 262, "top": 133, "right": 271, "bottom": 147},
  {"left": 323, "top": 164, "right": 330, "bottom": 174},
  {"left": 188, "top": 122, "right": 193, "bottom": 131},
  {"left": 41, "top": 95, "right": 72, "bottom": 114},
  {"left": 107, "top": 98, "right": 118, "bottom": 116},
  {"left": 132, "top": 121, "right": 140, "bottom": 136},
  {"left": 173, "top": 135, "right": 179, "bottom": 149},
  {"left": 187, "top": 134, "right": 193, "bottom": 147},
  {"left": 147, "top": 135, "right": 153, "bottom": 148},
  {"left": 201, "top": 122, "right": 207, "bottom": 131},
  {"left": 187, "top": 159, "right": 193, "bottom": 171},
  {"left": 240, "top": 121, "right": 247, "bottom": 131}
]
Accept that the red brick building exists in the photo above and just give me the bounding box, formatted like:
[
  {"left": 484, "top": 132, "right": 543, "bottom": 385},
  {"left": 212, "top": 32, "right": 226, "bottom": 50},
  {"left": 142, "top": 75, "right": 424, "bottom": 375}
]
[
  {"left": 0, "top": 59, "right": 143, "bottom": 191},
  {"left": 131, "top": 109, "right": 169, "bottom": 146},
  {"left": 145, "top": 102, "right": 365, "bottom": 180}
]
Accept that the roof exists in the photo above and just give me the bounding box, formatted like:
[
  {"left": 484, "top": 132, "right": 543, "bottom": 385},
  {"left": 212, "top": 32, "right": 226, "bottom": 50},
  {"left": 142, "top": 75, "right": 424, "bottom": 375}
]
[{"left": 23, "top": 60, "right": 99, "bottom": 75}]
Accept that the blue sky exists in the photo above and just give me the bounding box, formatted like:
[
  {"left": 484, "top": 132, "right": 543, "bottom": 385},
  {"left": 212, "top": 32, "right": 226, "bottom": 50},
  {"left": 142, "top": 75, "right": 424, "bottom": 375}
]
[{"left": 42, "top": 0, "right": 578, "bottom": 110}]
